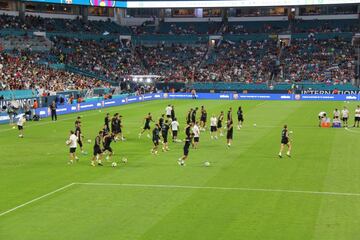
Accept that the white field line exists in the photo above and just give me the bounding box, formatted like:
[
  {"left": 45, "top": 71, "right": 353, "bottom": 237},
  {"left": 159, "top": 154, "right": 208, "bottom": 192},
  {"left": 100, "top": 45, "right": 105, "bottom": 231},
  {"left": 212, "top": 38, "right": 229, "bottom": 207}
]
[
  {"left": 0, "top": 183, "right": 75, "bottom": 217},
  {"left": 2, "top": 181, "right": 360, "bottom": 218},
  {"left": 344, "top": 127, "right": 360, "bottom": 134},
  {"left": 75, "top": 182, "right": 360, "bottom": 197}
]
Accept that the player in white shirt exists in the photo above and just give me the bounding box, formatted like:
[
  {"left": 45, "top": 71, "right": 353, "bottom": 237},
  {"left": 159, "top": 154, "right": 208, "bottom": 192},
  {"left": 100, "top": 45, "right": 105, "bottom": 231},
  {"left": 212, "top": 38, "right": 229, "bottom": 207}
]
[
  {"left": 318, "top": 111, "right": 326, "bottom": 127},
  {"left": 333, "top": 108, "right": 340, "bottom": 119},
  {"left": 354, "top": 105, "right": 360, "bottom": 128},
  {"left": 165, "top": 105, "right": 172, "bottom": 118},
  {"left": 341, "top": 106, "right": 349, "bottom": 128},
  {"left": 66, "top": 130, "right": 78, "bottom": 164},
  {"left": 192, "top": 121, "right": 200, "bottom": 149},
  {"left": 171, "top": 118, "right": 180, "bottom": 142},
  {"left": 17, "top": 115, "right": 26, "bottom": 138},
  {"left": 210, "top": 115, "right": 218, "bottom": 140}
]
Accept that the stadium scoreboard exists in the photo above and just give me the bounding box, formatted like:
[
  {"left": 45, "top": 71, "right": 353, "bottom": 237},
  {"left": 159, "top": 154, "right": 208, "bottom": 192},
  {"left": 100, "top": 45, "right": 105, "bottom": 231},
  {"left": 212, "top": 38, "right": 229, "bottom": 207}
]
[{"left": 22, "top": 0, "right": 360, "bottom": 8}]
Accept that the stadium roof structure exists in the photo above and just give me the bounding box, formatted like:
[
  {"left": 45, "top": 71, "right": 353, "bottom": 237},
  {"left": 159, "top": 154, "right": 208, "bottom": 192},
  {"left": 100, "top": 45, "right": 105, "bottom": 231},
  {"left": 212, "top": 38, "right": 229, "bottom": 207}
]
[{"left": 22, "top": 0, "right": 360, "bottom": 8}]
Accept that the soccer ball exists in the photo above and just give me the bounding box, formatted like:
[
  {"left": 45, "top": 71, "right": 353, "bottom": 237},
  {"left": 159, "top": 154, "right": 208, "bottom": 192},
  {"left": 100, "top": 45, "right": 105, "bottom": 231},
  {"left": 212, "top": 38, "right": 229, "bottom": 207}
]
[
  {"left": 12, "top": 126, "right": 16, "bottom": 129},
  {"left": 289, "top": 131, "right": 293, "bottom": 134},
  {"left": 204, "top": 161, "right": 210, "bottom": 167},
  {"left": 253, "top": 123, "right": 257, "bottom": 127},
  {"left": 111, "top": 162, "right": 117, "bottom": 167},
  {"left": 122, "top": 157, "right": 128, "bottom": 163},
  {"left": 87, "top": 139, "right": 91, "bottom": 143}
]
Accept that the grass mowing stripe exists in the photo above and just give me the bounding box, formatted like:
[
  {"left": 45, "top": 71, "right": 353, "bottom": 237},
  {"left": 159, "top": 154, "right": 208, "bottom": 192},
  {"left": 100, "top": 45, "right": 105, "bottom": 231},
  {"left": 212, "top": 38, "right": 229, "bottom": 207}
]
[
  {"left": 75, "top": 182, "right": 360, "bottom": 197},
  {"left": 0, "top": 183, "right": 75, "bottom": 217}
]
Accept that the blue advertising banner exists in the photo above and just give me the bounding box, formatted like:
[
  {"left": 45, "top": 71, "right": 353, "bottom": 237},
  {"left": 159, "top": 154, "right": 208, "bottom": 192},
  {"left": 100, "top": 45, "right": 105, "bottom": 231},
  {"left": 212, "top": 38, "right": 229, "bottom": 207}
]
[{"left": 1, "top": 93, "right": 358, "bottom": 124}]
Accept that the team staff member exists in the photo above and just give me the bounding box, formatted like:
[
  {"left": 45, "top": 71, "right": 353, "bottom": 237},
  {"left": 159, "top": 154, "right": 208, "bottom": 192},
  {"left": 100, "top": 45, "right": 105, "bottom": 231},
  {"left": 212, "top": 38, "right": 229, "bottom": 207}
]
[
  {"left": 151, "top": 124, "right": 161, "bottom": 155},
  {"left": 341, "top": 106, "right": 349, "bottom": 128},
  {"left": 161, "top": 120, "right": 170, "bottom": 152},
  {"left": 66, "top": 130, "right": 78, "bottom": 164},
  {"left": 91, "top": 131, "right": 103, "bottom": 166},
  {"left": 354, "top": 105, "right": 360, "bottom": 128},
  {"left": 139, "top": 113, "right": 154, "bottom": 138},
  {"left": 226, "top": 119, "right": 233, "bottom": 148},
  {"left": 17, "top": 115, "right": 26, "bottom": 138},
  {"left": 49, "top": 101, "right": 57, "bottom": 121},
  {"left": 237, "top": 106, "right": 244, "bottom": 130},
  {"left": 279, "top": 125, "right": 291, "bottom": 158}
]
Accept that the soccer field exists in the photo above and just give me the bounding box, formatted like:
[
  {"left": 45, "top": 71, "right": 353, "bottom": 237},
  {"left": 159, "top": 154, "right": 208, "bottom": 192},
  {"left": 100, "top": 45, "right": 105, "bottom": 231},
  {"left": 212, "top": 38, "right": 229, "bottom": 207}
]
[{"left": 1, "top": 99, "right": 360, "bottom": 240}]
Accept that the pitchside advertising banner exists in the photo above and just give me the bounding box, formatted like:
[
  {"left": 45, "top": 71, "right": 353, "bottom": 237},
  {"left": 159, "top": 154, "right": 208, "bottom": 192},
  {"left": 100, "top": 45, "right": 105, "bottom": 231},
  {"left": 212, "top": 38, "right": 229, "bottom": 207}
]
[{"left": 0, "top": 93, "right": 359, "bottom": 124}]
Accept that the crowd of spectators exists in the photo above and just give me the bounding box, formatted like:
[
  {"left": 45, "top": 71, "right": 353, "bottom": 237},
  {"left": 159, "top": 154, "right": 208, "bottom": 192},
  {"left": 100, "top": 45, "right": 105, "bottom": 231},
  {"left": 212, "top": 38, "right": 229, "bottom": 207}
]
[
  {"left": 0, "top": 50, "right": 108, "bottom": 93},
  {"left": 194, "top": 40, "right": 279, "bottom": 83},
  {"left": 280, "top": 38, "right": 355, "bottom": 84},
  {"left": 51, "top": 36, "right": 144, "bottom": 81},
  {"left": 0, "top": 14, "right": 125, "bottom": 34}
]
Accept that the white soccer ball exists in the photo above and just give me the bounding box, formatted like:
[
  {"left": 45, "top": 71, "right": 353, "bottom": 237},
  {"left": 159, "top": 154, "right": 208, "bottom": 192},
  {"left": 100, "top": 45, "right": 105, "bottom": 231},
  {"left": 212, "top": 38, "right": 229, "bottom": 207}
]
[
  {"left": 87, "top": 139, "right": 92, "bottom": 143},
  {"left": 289, "top": 131, "right": 293, "bottom": 134},
  {"left": 122, "top": 157, "right": 128, "bottom": 163},
  {"left": 12, "top": 126, "right": 16, "bottom": 129},
  {"left": 253, "top": 123, "right": 257, "bottom": 127},
  {"left": 204, "top": 161, "right": 210, "bottom": 167},
  {"left": 111, "top": 162, "right": 117, "bottom": 167}
]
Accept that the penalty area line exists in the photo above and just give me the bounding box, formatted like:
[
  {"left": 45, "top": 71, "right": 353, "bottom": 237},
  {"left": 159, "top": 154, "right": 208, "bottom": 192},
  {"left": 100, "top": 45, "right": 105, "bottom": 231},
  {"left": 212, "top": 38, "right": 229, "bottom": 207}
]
[
  {"left": 0, "top": 183, "right": 76, "bottom": 217},
  {"left": 75, "top": 182, "right": 360, "bottom": 197}
]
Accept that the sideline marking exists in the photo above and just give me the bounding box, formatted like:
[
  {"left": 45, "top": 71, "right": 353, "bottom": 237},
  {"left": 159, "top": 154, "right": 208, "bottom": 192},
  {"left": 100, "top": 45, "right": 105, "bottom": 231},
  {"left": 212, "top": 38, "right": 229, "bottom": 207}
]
[
  {"left": 0, "top": 183, "right": 75, "bottom": 217},
  {"left": 2, "top": 182, "right": 360, "bottom": 217}
]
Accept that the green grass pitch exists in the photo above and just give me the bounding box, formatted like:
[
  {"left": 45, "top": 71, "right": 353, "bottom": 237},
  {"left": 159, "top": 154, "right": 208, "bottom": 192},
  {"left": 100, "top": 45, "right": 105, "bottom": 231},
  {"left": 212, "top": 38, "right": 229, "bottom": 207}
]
[{"left": 1, "top": 99, "right": 360, "bottom": 240}]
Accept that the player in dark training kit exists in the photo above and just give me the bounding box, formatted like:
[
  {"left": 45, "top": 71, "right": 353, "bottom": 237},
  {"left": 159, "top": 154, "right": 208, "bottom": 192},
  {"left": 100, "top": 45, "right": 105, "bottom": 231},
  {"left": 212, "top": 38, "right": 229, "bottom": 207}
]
[
  {"left": 75, "top": 116, "right": 81, "bottom": 128},
  {"left": 103, "top": 132, "right": 114, "bottom": 161},
  {"left": 200, "top": 106, "right": 207, "bottom": 131},
  {"left": 151, "top": 124, "right": 161, "bottom": 155},
  {"left": 75, "top": 121, "right": 86, "bottom": 154},
  {"left": 279, "top": 125, "right": 292, "bottom": 158},
  {"left": 111, "top": 113, "right": 120, "bottom": 139},
  {"left": 217, "top": 111, "right": 224, "bottom": 137},
  {"left": 161, "top": 119, "right": 170, "bottom": 152},
  {"left": 191, "top": 107, "right": 198, "bottom": 124},
  {"left": 139, "top": 113, "right": 154, "bottom": 138},
  {"left": 91, "top": 131, "right": 103, "bottom": 166},
  {"left": 177, "top": 122, "right": 193, "bottom": 165},
  {"left": 237, "top": 106, "right": 244, "bottom": 130},
  {"left": 226, "top": 119, "right": 233, "bottom": 148},
  {"left": 186, "top": 108, "right": 193, "bottom": 124},
  {"left": 171, "top": 105, "right": 175, "bottom": 120},
  {"left": 104, "top": 113, "right": 111, "bottom": 132}
]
